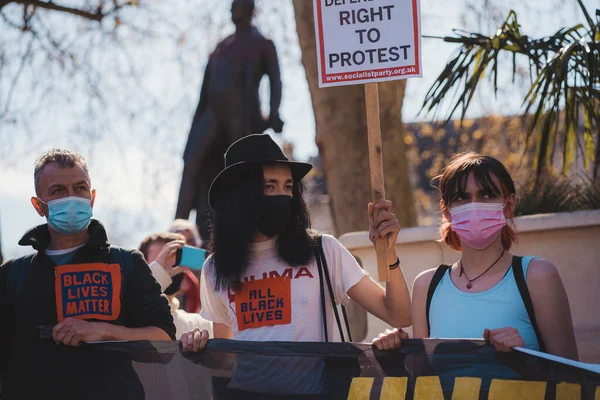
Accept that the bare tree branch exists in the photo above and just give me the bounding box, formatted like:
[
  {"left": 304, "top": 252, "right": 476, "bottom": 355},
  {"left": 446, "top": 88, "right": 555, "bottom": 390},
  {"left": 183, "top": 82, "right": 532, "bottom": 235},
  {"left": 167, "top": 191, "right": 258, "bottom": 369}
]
[
  {"left": 0, "top": 32, "right": 34, "bottom": 120},
  {"left": 0, "top": 9, "right": 22, "bottom": 28},
  {"left": 8, "top": 0, "right": 136, "bottom": 22}
]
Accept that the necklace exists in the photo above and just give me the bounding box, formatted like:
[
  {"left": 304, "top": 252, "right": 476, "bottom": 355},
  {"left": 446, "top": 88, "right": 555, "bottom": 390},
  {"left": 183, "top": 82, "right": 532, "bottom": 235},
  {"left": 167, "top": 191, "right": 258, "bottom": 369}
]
[{"left": 459, "top": 249, "right": 505, "bottom": 289}]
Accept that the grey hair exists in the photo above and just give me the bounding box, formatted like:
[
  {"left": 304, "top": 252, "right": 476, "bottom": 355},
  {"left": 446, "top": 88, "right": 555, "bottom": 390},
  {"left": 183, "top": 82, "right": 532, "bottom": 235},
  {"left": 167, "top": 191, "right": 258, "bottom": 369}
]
[{"left": 34, "top": 149, "right": 89, "bottom": 195}]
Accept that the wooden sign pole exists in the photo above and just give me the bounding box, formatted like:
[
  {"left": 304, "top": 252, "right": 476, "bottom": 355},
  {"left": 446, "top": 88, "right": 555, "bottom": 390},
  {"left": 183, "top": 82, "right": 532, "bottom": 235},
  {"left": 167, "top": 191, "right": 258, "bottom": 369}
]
[{"left": 364, "top": 82, "right": 390, "bottom": 282}]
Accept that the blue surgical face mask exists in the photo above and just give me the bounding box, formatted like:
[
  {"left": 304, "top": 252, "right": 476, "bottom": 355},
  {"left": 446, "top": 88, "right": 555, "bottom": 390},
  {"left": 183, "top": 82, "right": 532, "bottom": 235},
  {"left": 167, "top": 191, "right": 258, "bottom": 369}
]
[{"left": 40, "top": 196, "right": 93, "bottom": 235}]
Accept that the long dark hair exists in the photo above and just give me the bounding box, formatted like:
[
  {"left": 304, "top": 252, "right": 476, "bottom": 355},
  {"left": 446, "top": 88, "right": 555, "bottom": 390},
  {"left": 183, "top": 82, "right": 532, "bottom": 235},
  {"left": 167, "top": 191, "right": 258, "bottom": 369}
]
[{"left": 209, "top": 164, "right": 317, "bottom": 291}]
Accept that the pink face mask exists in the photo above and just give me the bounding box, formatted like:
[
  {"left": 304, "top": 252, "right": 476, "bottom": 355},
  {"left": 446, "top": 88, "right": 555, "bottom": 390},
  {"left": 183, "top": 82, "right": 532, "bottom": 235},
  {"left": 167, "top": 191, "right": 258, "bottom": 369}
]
[{"left": 450, "top": 202, "right": 507, "bottom": 250}]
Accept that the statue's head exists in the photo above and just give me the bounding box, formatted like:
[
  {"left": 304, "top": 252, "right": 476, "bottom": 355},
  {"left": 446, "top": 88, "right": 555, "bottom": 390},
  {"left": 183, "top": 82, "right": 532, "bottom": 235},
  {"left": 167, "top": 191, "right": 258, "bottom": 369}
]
[{"left": 231, "top": 0, "right": 255, "bottom": 27}]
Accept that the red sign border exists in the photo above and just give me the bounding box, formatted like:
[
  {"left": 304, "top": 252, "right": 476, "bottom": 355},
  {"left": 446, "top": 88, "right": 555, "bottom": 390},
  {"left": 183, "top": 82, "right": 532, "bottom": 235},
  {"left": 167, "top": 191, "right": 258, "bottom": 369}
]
[{"left": 315, "top": 0, "right": 421, "bottom": 86}]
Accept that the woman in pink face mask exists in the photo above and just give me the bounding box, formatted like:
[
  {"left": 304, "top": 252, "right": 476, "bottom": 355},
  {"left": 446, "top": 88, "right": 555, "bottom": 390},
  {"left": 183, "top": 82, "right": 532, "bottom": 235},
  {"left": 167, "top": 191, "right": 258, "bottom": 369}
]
[{"left": 373, "top": 152, "right": 578, "bottom": 361}]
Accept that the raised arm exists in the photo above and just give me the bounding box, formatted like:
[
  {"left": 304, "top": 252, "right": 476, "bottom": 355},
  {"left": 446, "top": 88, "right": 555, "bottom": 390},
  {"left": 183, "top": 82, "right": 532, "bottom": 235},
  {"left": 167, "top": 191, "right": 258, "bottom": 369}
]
[{"left": 347, "top": 201, "right": 411, "bottom": 328}]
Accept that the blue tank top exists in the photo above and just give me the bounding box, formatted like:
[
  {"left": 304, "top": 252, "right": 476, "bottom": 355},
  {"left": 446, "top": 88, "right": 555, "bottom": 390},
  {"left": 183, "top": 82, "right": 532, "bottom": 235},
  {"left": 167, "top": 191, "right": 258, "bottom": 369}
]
[{"left": 429, "top": 256, "right": 539, "bottom": 350}]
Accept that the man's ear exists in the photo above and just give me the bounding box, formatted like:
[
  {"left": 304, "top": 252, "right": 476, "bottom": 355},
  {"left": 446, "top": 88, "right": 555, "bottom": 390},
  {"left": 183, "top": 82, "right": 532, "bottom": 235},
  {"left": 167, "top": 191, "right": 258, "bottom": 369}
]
[
  {"left": 31, "top": 197, "right": 46, "bottom": 217},
  {"left": 441, "top": 199, "right": 451, "bottom": 222},
  {"left": 90, "top": 189, "right": 97, "bottom": 208}
]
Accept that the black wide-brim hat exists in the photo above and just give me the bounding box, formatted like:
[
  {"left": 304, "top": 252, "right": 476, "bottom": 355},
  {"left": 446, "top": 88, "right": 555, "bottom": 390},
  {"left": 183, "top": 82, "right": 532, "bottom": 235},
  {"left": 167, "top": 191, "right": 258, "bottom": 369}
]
[{"left": 208, "top": 134, "right": 313, "bottom": 210}]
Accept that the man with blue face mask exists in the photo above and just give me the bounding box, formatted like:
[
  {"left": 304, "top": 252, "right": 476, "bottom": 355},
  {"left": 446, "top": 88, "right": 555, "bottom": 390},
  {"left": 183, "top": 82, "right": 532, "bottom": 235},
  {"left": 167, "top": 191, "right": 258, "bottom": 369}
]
[{"left": 0, "top": 149, "right": 175, "bottom": 399}]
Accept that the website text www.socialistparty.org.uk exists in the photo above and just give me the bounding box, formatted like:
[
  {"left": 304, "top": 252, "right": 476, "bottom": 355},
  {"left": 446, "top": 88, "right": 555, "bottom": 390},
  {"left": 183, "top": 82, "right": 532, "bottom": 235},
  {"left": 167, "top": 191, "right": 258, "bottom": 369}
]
[{"left": 325, "top": 66, "right": 417, "bottom": 82}]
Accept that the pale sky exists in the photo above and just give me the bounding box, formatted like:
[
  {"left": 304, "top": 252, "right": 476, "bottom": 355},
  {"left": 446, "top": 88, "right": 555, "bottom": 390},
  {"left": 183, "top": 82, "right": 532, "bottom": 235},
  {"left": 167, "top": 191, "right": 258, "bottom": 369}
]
[{"left": 0, "top": 0, "right": 591, "bottom": 259}]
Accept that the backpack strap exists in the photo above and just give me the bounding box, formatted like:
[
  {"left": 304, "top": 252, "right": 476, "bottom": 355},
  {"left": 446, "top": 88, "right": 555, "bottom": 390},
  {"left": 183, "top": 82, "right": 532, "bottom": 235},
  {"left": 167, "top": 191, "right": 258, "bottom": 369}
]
[
  {"left": 426, "top": 264, "right": 451, "bottom": 337},
  {"left": 6, "top": 254, "right": 35, "bottom": 302},
  {"left": 109, "top": 247, "right": 133, "bottom": 281},
  {"left": 108, "top": 246, "right": 135, "bottom": 301},
  {"left": 315, "top": 236, "right": 352, "bottom": 343},
  {"left": 511, "top": 255, "right": 546, "bottom": 352}
]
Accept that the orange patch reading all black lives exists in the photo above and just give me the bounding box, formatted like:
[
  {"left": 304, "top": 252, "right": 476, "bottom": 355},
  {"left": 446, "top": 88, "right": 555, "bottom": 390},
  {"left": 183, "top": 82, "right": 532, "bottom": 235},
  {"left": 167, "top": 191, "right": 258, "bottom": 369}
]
[
  {"left": 55, "top": 263, "right": 121, "bottom": 322},
  {"left": 235, "top": 277, "right": 291, "bottom": 331}
]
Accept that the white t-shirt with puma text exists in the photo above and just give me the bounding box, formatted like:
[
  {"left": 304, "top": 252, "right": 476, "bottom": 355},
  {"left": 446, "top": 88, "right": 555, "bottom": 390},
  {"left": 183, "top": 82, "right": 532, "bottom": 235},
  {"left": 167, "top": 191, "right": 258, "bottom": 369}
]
[{"left": 200, "top": 234, "right": 368, "bottom": 342}]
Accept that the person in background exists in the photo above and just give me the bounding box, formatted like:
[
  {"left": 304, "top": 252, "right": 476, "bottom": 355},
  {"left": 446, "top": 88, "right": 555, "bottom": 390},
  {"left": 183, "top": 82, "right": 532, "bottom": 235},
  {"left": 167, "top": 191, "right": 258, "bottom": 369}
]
[
  {"left": 372, "top": 152, "right": 578, "bottom": 361},
  {"left": 0, "top": 149, "right": 174, "bottom": 398},
  {"left": 139, "top": 232, "right": 213, "bottom": 339},
  {"left": 169, "top": 219, "right": 202, "bottom": 313},
  {"left": 169, "top": 219, "right": 202, "bottom": 248}
]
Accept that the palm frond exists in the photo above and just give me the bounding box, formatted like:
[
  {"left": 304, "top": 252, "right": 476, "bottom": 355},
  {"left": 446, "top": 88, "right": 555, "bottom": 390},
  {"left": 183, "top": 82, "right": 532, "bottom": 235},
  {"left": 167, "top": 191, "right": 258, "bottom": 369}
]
[
  {"left": 515, "top": 174, "right": 581, "bottom": 216},
  {"left": 577, "top": 175, "right": 600, "bottom": 209},
  {"left": 421, "top": 5, "right": 600, "bottom": 181},
  {"left": 515, "top": 174, "right": 600, "bottom": 215}
]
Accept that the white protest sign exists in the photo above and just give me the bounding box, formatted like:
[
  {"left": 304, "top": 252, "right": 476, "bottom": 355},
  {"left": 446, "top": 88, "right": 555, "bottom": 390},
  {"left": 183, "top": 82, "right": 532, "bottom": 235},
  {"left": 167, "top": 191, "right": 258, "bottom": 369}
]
[{"left": 313, "top": 0, "right": 422, "bottom": 87}]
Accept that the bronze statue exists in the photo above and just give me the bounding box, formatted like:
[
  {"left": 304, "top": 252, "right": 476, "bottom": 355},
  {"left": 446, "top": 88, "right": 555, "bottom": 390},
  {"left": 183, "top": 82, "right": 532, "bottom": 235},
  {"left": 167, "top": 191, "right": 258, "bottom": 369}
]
[{"left": 175, "top": 0, "right": 284, "bottom": 243}]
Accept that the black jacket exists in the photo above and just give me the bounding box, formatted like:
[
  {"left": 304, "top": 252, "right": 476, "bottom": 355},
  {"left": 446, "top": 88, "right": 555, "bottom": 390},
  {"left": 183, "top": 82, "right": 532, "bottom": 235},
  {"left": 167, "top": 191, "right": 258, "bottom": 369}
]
[{"left": 0, "top": 219, "right": 175, "bottom": 399}]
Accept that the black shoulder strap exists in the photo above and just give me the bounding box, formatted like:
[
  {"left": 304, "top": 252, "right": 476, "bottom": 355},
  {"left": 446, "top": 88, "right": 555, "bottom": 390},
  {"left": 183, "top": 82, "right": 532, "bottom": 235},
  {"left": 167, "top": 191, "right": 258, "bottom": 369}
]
[
  {"left": 319, "top": 240, "right": 351, "bottom": 342},
  {"left": 315, "top": 236, "right": 352, "bottom": 343},
  {"left": 109, "top": 247, "right": 135, "bottom": 300},
  {"left": 426, "top": 264, "right": 451, "bottom": 336},
  {"left": 511, "top": 255, "right": 546, "bottom": 352},
  {"left": 315, "top": 238, "right": 329, "bottom": 343},
  {"left": 109, "top": 247, "right": 133, "bottom": 280},
  {"left": 7, "top": 254, "right": 35, "bottom": 301}
]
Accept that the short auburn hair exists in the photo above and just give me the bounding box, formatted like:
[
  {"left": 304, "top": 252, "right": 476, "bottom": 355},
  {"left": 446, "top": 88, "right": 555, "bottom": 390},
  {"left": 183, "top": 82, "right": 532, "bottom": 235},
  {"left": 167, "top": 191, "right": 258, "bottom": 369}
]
[
  {"left": 432, "top": 152, "right": 518, "bottom": 251},
  {"left": 138, "top": 232, "right": 185, "bottom": 261}
]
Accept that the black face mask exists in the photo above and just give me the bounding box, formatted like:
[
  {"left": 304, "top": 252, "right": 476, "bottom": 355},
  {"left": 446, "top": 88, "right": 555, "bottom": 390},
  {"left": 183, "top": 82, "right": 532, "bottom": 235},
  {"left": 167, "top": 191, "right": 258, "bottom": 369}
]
[
  {"left": 164, "top": 273, "right": 184, "bottom": 296},
  {"left": 257, "top": 195, "right": 292, "bottom": 237}
]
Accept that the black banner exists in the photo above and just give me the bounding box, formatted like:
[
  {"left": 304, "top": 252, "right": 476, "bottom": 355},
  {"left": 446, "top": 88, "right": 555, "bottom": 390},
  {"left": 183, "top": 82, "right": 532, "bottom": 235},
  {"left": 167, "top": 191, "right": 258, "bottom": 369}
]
[{"left": 1, "top": 339, "right": 598, "bottom": 399}]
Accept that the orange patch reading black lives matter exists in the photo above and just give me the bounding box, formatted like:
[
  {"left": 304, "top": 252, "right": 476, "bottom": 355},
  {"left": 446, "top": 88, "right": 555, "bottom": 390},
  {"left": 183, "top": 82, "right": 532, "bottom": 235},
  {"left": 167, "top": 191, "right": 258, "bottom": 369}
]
[
  {"left": 55, "top": 263, "right": 121, "bottom": 322},
  {"left": 235, "top": 277, "right": 291, "bottom": 331}
]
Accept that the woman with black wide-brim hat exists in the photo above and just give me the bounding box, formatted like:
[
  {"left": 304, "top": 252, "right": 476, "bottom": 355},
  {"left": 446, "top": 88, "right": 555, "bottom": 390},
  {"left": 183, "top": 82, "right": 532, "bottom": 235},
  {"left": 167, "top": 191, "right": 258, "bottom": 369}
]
[{"left": 181, "top": 134, "right": 411, "bottom": 396}]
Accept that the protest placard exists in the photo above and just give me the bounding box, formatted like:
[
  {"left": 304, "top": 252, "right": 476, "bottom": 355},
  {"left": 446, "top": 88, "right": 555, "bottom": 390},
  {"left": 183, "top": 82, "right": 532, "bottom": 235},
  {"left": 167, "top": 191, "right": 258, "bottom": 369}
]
[
  {"left": 313, "top": 0, "right": 422, "bottom": 281},
  {"left": 314, "top": 0, "right": 422, "bottom": 88}
]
